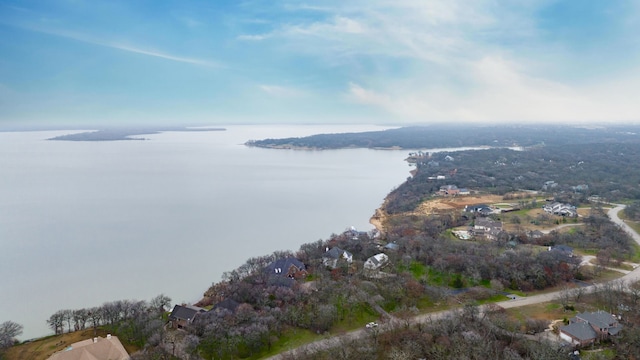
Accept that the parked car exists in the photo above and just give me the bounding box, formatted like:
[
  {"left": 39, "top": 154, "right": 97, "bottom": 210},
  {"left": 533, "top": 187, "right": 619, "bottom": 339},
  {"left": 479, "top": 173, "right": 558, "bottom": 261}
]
[{"left": 366, "top": 322, "right": 378, "bottom": 329}]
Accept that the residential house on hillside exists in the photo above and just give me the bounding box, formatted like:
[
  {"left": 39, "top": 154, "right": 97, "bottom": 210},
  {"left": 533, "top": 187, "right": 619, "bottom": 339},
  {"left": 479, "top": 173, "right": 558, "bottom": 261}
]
[
  {"left": 47, "top": 334, "right": 129, "bottom": 360},
  {"left": 265, "top": 257, "right": 308, "bottom": 279},
  {"left": 543, "top": 180, "right": 558, "bottom": 190},
  {"left": 384, "top": 242, "right": 400, "bottom": 251},
  {"left": 464, "top": 204, "right": 493, "bottom": 216},
  {"left": 323, "top": 247, "right": 353, "bottom": 269},
  {"left": 364, "top": 253, "right": 389, "bottom": 271},
  {"left": 543, "top": 202, "right": 577, "bottom": 217},
  {"left": 439, "top": 185, "right": 460, "bottom": 196},
  {"left": 549, "top": 244, "right": 574, "bottom": 257},
  {"left": 560, "top": 310, "right": 622, "bottom": 346},
  {"left": 527, "top": 230, "right": 544, "bottom": 239},
  {"left": 473, "top": 218, "right": 503, "bottom": 240},
  {"left": 168, "top": 304, "right": 207, "bottom": 329}
]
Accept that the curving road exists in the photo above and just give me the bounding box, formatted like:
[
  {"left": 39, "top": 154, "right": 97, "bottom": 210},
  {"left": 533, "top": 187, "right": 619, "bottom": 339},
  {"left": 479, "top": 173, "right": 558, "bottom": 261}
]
[{"left": 266, "top": 204, "right": 640, "bottom": 359}]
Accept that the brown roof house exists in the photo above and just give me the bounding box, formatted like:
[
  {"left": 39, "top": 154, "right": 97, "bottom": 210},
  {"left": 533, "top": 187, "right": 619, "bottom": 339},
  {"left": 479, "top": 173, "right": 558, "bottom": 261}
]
[
  {"left": 47, "top": 334, "right": 129, "bottom": 360},
  {"left": 168, "top": 304, "right": 207, "bottom": 329},
  {"left": 560, "top": 310, "right": 622, "bottom": 346},
  {"left": 439, "top": 185, "right": 460, "bottom": 196}
]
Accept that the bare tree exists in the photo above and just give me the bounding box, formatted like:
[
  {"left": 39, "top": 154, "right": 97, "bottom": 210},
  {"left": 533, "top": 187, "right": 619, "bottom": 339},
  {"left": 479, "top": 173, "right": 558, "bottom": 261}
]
[
  {"left": 62, "top": 309, "right": 73, "bottom": 333},
  {"left": 0, "top": 321, "right": 23, "bottom": 349},
  {"left": 150, "top": 294, "right": 172, "bottom": 315},
  {"left": 73, "top": 309, "right": 89, "bottom": 331},
  {"left": 47, "top": 311, "right": 65, "bottom": 335},
  {"left": 88, "top": 307, "right": 103, "bottom": 336}
]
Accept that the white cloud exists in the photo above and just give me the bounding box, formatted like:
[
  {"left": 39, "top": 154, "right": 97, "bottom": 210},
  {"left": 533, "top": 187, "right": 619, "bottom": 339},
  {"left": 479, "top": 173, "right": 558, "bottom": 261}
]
[
  {"left": 250, "top": 0, "right": 638, "bottom": 124},
  {"left": 237, "top": 33, "right": 271, "bottom": 41},
  {"left": 347, "top": 56, "right": 640, "bottom": 124}
]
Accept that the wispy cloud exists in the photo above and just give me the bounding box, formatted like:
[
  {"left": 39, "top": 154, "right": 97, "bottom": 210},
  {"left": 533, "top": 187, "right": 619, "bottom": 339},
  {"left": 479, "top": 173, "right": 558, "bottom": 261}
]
[
  {"left": 6, "top": 21, "right": 220, "bottom": 68},
  {"left": 248, "top": 0, "right": 640, "bottom": 123},
  {"left": 237, "top": 33, "right": 271, "bottom": 41}
]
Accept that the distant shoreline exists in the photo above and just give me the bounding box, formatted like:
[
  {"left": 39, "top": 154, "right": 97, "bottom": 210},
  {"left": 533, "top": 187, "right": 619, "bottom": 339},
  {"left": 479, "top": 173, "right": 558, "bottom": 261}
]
[{"left": 47, "top": 127, "right": 226, "bottom": 141}]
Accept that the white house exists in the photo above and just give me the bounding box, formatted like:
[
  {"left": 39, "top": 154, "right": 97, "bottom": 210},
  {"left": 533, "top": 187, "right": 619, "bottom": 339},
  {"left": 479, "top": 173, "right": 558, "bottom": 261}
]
[{"left": 364, "top": 253, "right": 389, "bottom": 271}]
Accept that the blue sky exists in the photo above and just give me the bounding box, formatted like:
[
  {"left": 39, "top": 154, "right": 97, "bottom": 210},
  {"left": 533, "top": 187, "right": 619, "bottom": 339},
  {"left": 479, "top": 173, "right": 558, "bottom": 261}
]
[{"left": 0, "top": 0, "right": 639, "bottom": 127}]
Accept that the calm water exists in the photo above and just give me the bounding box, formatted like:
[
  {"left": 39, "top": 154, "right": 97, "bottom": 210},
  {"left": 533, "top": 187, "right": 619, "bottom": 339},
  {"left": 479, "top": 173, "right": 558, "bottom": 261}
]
[{"left": 0, "top": 124, "right": 412, "bottom": 339}]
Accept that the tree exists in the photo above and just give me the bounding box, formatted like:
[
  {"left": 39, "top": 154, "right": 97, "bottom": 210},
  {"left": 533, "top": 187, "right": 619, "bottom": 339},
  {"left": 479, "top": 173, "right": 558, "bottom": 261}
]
[
  {"left": 62, "top": 309, "right": 73, "bottom": 333},
  {"left": 150, "top": 294, "right": 172, "bottom": 315},
  {"left": 88, "top": 307, "right": 103, "bottom": 336},
  {"left": 0, "top": 321, "right": 23, "bottom": 349},
  {"left": 47, "top": 311, "right": 65, "bottom": 335},
  {"left": 73, "top": 308, "right": 89, "bottom": 331}
]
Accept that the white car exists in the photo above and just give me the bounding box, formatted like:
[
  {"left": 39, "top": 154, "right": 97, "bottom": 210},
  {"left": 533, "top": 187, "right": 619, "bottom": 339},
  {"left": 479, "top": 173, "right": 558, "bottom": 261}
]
[{"left": 365, "top": 322, "right": 378, "bottom": 329}]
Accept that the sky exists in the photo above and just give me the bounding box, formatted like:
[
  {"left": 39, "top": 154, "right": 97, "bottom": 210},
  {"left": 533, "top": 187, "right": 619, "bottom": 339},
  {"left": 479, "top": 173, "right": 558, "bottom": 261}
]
[{"left": 0, "top": 0, "right": 639, "bottom": 127}]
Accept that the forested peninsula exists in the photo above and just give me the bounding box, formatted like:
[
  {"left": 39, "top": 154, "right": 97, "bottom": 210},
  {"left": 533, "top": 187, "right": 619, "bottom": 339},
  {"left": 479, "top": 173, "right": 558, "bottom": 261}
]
[
  {"left": 47, "top": 127, "right": 225, "bottom": 141},
  {"left": 245, "top": 124, "right": 640, "bottom": 149},
  {"left": 6, "top": 124, "right": 640, "bottom": 360}
]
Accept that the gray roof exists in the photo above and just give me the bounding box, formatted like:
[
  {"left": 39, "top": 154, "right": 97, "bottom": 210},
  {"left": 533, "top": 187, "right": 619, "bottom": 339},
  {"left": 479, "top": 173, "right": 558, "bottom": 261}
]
[
  {"left": 384, "top": 242, "right": 400, "bottom": 250},
  {"left": 265, "top": 257, "right": 306, "bottom": 276},
  {"left": 552, "top": 245, "right": 573, "bottom": 253},
  {"left": 169, "top": 305, "right": 205, "bottom": 321},
  {"left": 561, "top": 322, "right": 597, "bottom": 341},
  {"left": 577, "top": 311, "right": 617, "bottom": 329},
  {"left": 609, "top": 325, "right": 623, "bottom": 336},
  {"left": 325, "top": 247, "right": 351, "bottom": 259}
]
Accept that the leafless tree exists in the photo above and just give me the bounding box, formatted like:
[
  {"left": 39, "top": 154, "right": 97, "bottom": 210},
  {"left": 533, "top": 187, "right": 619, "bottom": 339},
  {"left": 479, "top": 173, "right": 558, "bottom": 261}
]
[
  {"left": 149, "top": 294, "right": 172, "bottom": 315},
  {"left": 47, "top": 310, "right": 65, "bottom": 335},
  {"left": 0, "top": 321, "right": 23, "bottom": 349}
]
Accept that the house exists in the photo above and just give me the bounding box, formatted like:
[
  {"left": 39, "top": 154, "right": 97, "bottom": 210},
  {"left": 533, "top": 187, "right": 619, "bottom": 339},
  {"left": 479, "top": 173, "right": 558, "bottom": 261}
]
[
  {"left": 464, "top": 204, "right": 493, "bottom": 216},
  {"left": 168, "top": 304, "right": 207, "bottom": 329},
  {"left": 364, "top": 253, "right": 389, "bottom": 271},
  {"left": 543, "top": 181, "right": 558, "bottom": 190},
  {"left": 384, "top": 242, "right": 400, "bottom": 251},
  {"left": 323, "top": 247, "right": 353, "bottom": 269},
  {"left": 549, "top": 244, "right": 573, "bottom": 257},
  {"left": 543, "top": 202, "right": 577, "bottom": 217},
  {"left": 48, "top": 334, "right": 129, "bottom": 360},
  {"left": 560, "top": 310, "right": 622, "bottom": 346},
  {"left": 265, "top": 257, "right": 308, "bottom": 279},
  {"left": 473, "top": 218, "right": 503, "bottom": 240},
  {"left": 528, "top": 230, "right": 544, "bottom": 239},
  {"left": 572, "top": 184, "right": 589, "bottom": 192},
  {"left": 439, "top": 184, "right": 460, "bottom": 196},
  {"left": 458, "top": 188, "right": 471, "bottom": 195}
]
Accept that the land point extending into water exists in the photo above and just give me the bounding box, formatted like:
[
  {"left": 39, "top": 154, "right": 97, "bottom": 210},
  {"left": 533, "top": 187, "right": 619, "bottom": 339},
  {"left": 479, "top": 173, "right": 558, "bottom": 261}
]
[{"left": 47, "top": 127, "right": 225, "bottom": 141}]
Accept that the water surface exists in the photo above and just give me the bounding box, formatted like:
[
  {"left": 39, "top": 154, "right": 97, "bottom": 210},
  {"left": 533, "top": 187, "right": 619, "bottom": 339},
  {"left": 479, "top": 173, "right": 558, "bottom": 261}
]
[{"left": 0, "top": 124, "right": 411, "bottom": 339}]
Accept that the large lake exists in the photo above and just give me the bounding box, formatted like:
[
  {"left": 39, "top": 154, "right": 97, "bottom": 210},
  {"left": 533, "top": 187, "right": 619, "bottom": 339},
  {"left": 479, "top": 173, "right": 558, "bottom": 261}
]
[{"left": 0, "top": 124, "right": 413, "bottom": 339}]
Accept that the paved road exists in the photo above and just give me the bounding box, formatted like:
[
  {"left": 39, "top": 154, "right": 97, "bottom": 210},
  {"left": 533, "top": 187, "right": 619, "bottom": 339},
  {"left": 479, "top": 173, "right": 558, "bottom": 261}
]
[{"left": 266, "top": 204, "right": 640, "bottom": 359}]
